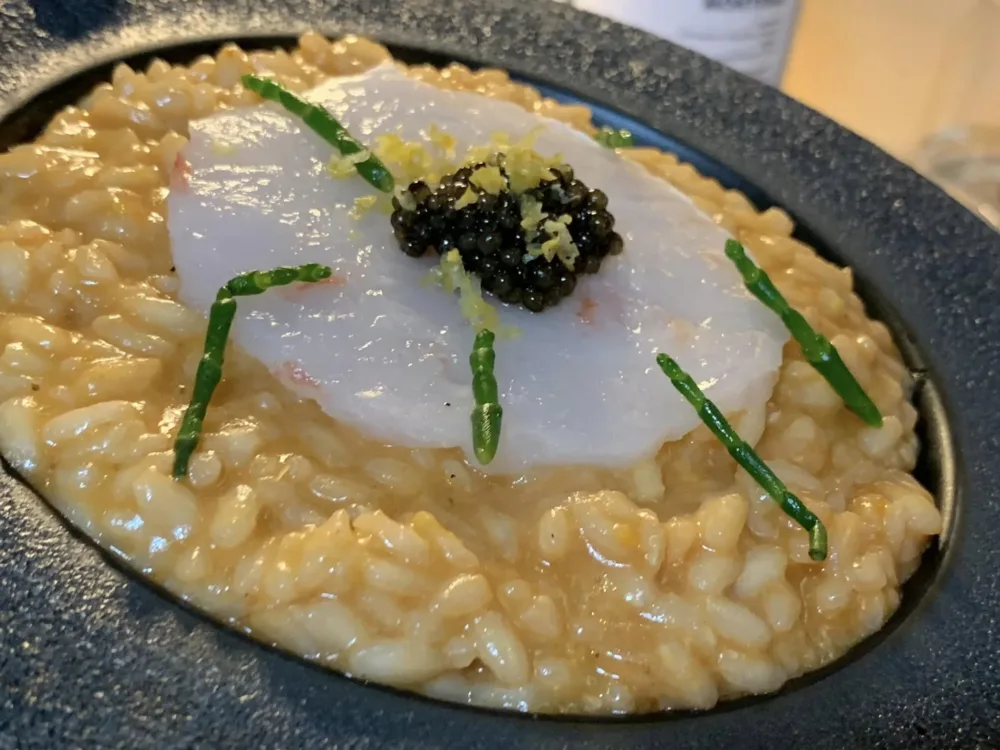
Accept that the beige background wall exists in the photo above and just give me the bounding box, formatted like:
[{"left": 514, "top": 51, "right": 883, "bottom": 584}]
[{"left": 783, "top": 0, "right": 981, "bottom": 160}]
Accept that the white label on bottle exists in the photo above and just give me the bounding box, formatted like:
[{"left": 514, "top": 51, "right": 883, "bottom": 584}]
[{"left": 568, "top": 0, "right": 800, "bottom": 86}]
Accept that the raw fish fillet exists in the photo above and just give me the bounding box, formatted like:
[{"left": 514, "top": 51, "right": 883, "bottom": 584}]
[{"left": 168, "top": 64, "right": 788, "bottom": 474}]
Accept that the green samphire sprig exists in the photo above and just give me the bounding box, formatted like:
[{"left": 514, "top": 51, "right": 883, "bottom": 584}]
[
  {"left": 172, "top": 263, "right": 332, "bottom": 480},
  {"left": 724, "top": 239, "right": 882, "bottom": 427},
  {"left": 594, "top": 126, "right": 635, "bottom": 149},
  {"left": 656, "top": 353, "right": 828, "bottom": 561},
  {"left": 241, "top": 74, "right": 395, "bottom": 193},
  {"left": 469, "top": 329, "right": 502, "bottom": 465}
]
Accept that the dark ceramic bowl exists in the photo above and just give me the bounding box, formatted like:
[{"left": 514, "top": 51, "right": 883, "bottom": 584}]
[{"left": 2, "top": 2, "right": 999, "bottom": 748}]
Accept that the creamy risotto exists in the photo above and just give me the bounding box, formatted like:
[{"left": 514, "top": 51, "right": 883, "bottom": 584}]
[{"left": 0, "top": 33, "right": 942, "bottom": 713}]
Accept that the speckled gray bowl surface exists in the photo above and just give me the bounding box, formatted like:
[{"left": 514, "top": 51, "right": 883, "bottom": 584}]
[{"left": 1, "top": 1, "right": 999, "bottom": 748}]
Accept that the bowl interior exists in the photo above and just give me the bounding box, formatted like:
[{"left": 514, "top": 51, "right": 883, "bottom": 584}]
[{"left": 0, "top": 33, "right": 960, "bottom": 721}]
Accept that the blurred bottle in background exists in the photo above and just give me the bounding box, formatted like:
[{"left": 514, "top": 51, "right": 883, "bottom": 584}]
[
  {"left": 563, "top": 0, "right": 801, "bottom": 87},
  {"left": 911, "top": 0, "right": 1000, "bottom": 227}
]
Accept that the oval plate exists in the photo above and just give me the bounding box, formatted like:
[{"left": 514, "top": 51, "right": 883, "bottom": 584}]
[{"left": 2, "top": 2, "right": 999, "bottom": 748}]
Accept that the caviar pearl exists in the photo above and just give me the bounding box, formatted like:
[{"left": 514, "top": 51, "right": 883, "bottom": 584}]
[{"left": 391, "top": 161, "right": 622, "bottom": 312}]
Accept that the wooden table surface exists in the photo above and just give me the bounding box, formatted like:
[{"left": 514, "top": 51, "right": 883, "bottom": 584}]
[{"left": 783, "top": 0, "right": 980, "bottom": 162}]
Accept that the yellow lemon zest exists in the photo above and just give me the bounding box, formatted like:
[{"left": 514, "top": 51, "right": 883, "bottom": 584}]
[
  {"left": 470, "top": 165, "right": 505, "bottom": 195},
  {"left": 428, "top": 124, "right": 457, "bottom": 160},
  {"left": 505, "top": 150, "right": 559, "bottom": 193},
  {"left": 455, "top": 186, "right": 479, "bottom": 210},
  {"left": 349, "top": 195, "right": 379, "bottom": 220},
  {"left": 375, "top": 194, "right": 395, "bottom": 215},
  {"left": 519, "top": 193, "right": 548, "bottom": 234},
  {"left": 525, "top": 215, "right": 577, "bottom": 267},
  {"left": 393, "top": 185, "right": 417, "bottom": 211},
  {"left": 542, "top": 215, "right": 579, "bottom": 269},
  {"left": 436, "top": 250, "right": 519, "bottom": 338},
  {"left": 372, "top": 134, "right": 434, "bottom": 185},
  {"left": 327, "top": 148, "right": 372, "bottom": 178}
]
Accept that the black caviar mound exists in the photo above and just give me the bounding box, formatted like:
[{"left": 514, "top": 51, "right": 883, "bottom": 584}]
[{"left": 390, "top": 160, "right": 623, "bottom": 312}]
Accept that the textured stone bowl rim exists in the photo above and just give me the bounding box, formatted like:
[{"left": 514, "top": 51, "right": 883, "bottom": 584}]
[{"left": 1, "top": 1, "right": 999, "bottom": 748}]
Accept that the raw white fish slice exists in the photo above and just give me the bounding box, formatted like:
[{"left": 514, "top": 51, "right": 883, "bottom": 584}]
[{"left": 168, "top": 63, "right": 788, "bottom": 474}]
